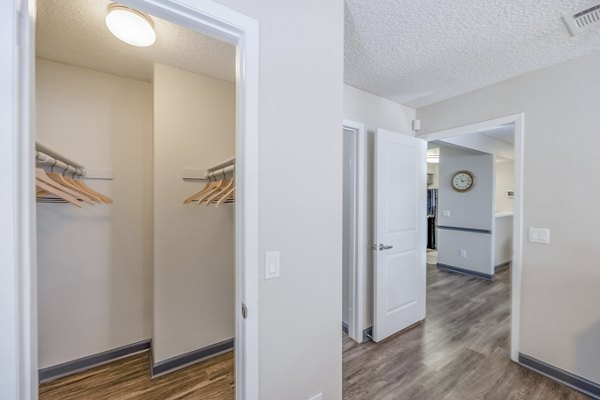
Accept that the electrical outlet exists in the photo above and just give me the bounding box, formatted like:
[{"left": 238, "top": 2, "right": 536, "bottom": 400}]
[
  {"left": 308, "top": 393, "right": 323, "bottom": 400},
  {"left": 459, "top": 249, "right": 467, "bottom": 258},
  {"left": 442, "top": 210, "right": 451, "bottom": 217},
  {"left": 528, "top": 227, "right": 550, "bottom": 244}
]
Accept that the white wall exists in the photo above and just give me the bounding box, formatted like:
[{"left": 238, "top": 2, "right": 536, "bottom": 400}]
[
  {"left": 36, "top": 59, "right": 153, "bottom": 368},
  {"left": 343, "top": 84, "right": 416, "bottom": 331},
  {"left": 437, "top": 147, "right": 494, "bottom": 231},
  {"left": 207, "top": 1, "right": 345, "bottom": 398},
  {"left": 153, "top": 63, "right": 235, "bottom": 363},
  {"left": 344, "top": 84, "right": 416, "bottom": 134},
  {"left": 437, "top": 146, "right": 494, "bottom": 276},
  {"left": 494, "top": 215, "right": 513, "bottom": 266},
  {"left": 495, "top": 161, "right": 514, "bottom": 212},
  {"left": 417, "top": 52, "right": 600, "bottom": 384}
]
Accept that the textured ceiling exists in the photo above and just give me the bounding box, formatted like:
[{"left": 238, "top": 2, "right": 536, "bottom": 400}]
[
  {"left": 345, "top": 0, "right": 600, "bottom": 108},
  {"left": 36, "top": 0, "right": 235, "bottom": 82}
]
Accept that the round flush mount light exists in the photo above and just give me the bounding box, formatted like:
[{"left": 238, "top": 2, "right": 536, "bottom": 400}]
[{"left": 105, "top": 4, "right": 156, "bottom": 47}]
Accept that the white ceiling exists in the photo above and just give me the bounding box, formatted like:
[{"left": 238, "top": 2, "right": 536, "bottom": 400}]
[
  {"left": 480, "top": 124, "right": 514, "bottom": 145},
  {"left": 345, "top": 0, "right": 600, "bottom": 108},
  {"left": 36, "top": 0, "right": 235, "bottom": 82}
]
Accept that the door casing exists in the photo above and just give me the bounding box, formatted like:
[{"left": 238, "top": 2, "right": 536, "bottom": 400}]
[
  {"left": 418, "top": 113, "right": 525, "bottom": 362},
  {"left": 5, "top": 0, "right": 260, "bottom": 399}
]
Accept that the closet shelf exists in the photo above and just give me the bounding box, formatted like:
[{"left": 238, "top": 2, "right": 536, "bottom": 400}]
[{"left": 183, "top": 157, "right": 235, "bottom": 207}]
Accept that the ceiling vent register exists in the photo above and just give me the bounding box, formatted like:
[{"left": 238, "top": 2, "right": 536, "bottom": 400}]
[{"left": 563, "top": 3, "right": 600, "bottom": 36}]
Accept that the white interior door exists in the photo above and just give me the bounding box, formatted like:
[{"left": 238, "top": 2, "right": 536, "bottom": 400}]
[{"left": 373, "top": 128, "right": 426, "bottom": 342}]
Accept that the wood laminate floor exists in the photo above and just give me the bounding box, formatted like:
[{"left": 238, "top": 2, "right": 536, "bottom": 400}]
[
  {"left": 343, "top": 254, "right": 589, "bottom": 400},
  {"left": 39, "top": 351, "right": 234, "bottom": 400}
]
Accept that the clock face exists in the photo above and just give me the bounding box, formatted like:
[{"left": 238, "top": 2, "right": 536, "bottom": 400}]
[{"left": 452, "top": 171, "right": 474, "bottom": 192}]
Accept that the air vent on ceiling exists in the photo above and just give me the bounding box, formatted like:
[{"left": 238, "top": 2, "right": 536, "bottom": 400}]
[{"left": 563, "top": 3, "right": 600, "bottom": 36}]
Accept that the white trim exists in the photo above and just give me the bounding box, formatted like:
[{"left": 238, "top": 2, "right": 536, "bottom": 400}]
[
  {"left": 11, "top": 0, "right": 260, "bottom": 399},
  {"left": 418, "top": 113, "right": 525, "bottom": 362},
  {"left": 342, "top": 120, "right": 367, "bottom": 343}
]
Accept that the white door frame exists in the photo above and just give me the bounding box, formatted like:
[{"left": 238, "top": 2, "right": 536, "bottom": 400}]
[
  {"left": 417, "top": 113, "right": 525, "bottom": 362},
  {"left": 5, "top": 0, "right": 260, "bottom": 399},
  {"left": 342, "top": 120, "right": 367, "bottom": 343}
]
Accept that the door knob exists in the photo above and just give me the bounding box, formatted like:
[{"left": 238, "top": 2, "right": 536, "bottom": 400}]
[{"left": 379, "top": 244, "right": 393, "bottom": 250}]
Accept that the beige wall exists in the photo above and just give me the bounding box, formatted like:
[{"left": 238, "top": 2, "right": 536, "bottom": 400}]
[
  {"left": 495, "top": 161, "right": 514, "bottom": 212},
  {"left": 36, "top": 59, "right": 153, "bottom": 368},
  {"left": 208, "top": 1, "right": 345, "bottom": 398},
  {"left": 153, "top": 63, "right": 235, "bottom": 362},
  {"left": 417, "top": 52, "right": 600, "bottom": 384}
]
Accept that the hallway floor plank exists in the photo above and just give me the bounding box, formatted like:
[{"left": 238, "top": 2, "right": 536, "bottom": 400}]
[{"left": 343, "top": 263, "right": 590, "bottom": 400}]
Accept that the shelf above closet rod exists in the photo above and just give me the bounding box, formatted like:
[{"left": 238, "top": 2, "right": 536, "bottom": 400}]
[
  {"left": 36, "top": 143, "right": 85, "bottom": 177},
  {"left": 36, "top": 142, "right": 84, "bottom": 169},
  {"left": 206, "top": 156, "right": 235, "bottom": 173}
]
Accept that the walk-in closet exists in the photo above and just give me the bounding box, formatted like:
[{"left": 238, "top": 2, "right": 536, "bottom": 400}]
[{"left": 35, "top": 1, "right": 238, "bottom": 398}]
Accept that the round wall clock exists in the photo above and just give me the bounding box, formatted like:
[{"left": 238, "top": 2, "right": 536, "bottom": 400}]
[{"left": 451, "top": 170, "right": 474, "bottom": 192}]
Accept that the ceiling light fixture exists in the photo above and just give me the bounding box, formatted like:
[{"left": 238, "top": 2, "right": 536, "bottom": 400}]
[{"left": 105, "top": 4, "right": 156, "bottom": 47}]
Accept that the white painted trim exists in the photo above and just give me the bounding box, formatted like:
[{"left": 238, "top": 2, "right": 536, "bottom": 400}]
[
  {"left": 418, "top": 113, "right": 525, "bottom": 362},
  {"left": 1, "top": 1, "right": 38, "bottom": 399},
  {"left": 10, "top": 0, "right": 260, "bottom": 399},
  {"left": 342, "top": 120, "right": 367, "bottom": 343}
]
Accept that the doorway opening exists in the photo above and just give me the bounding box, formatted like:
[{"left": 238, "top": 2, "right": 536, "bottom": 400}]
[
  {"left": 16, "top": 0, "right": 259, "bottom": 399},
  {"left": 341, "top": 120, "right": 367, "bottom": 344},
  {"left": 420, "top": 113, "right": 524, "bottom": 361}
]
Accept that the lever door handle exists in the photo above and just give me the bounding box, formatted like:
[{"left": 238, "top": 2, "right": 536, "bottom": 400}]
[{"left": 379, "top": 244, "right": 393, "bottom": 251}]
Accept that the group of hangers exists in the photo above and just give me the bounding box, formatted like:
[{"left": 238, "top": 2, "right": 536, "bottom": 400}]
[
  {"left": 184, "top": 170, "right": 235, "bottom": 207},
  {"left": 36, "top": 160, "right": 112, "bottom": 207}
]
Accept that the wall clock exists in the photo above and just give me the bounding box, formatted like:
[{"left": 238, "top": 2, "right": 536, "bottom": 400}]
[{"left": 451, "top": 170, "right": 474, "bottom": 192}]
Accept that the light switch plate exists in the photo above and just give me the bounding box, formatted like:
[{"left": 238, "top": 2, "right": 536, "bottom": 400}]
[
  {"left": 528, "top": 227, "right": 550, "bottom": 244},
  {"left": 265, "top": 251, "right": 280, "bottom": 280},
  {"left": 308, "top": 393, "right": 323, "bottom": 400},
  {"left": 459, "top": 249, "right": 467, "bottom": 258}
]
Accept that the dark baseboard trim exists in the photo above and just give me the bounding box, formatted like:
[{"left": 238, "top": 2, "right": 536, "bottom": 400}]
[
  {"left": 519, "top": 353, "right": 600, "bottom": 399},
  {"left": 362, "top": 327, "right": 373, "bottom": 343},
  {"left": 494, "top": 261, "right": 511, "bottom": 272},
  {"left": 39, "top": 339, "right": 151, "bottom": 383},
  {"left": 437, "top": 225, "right": 492, "bottom": 234},
  {"left": 437, "top": 263, "right": 494, "bottom": 281},
  {"left": 342, "top": 322, "right": 349, "bottom": 334},
  {"left": 152, "top": 338, "right": 234, "bottom": 377}
]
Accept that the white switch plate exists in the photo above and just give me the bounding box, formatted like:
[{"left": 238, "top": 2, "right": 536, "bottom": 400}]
[
  {"left": 308, "top": 393, "right": 323, "bottom": 400},
  {"left": 265, "top": 251, "right": 280, "bottom": 280},
  {"left": 442, "top": 210, "right": 451, "bottom": 217},
  {"left": 459, "top": 249, "right": 467, "bottom": 258},
  {"left": 528, "top": 227, "right": 550, "bottom": 244}
]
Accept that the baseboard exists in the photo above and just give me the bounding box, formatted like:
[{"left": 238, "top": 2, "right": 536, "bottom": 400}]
[
  {"left": 519, "top": 353, "right": 600, "bottom": 399},
  {"left": 362, "top": 326, "right": 373, "bottom": 343},
  {"left": 39, "top": 339, "right": 151, "bottom": 383},
  {"left": 494, "top": 261, "right": 511, "bottom": 272},
  {"left": 342, "top": 322, "right": 349, "bottom": 334},
  {"left": 437, "top": 263, "right": 494, "bottom": 281},
  {"left": 151, "top": 338, "right": 234, "bottom": 377}
]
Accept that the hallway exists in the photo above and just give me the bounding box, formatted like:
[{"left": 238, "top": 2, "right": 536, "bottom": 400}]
[{"left": 343, "top": 264, "right": 588, "bottom": 399}]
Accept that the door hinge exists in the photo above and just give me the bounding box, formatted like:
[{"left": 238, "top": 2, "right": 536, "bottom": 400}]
[{"left": 241, "top": 303, "right": 248, "bottom": 319}]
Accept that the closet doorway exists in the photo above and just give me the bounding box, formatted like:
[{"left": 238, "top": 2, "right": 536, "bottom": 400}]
[
  {"left": 14, "top": 0, "right": 259, "bottom": 399},
  {"left": 341, "top": 120, "right": 367, "bottom": 343}
]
